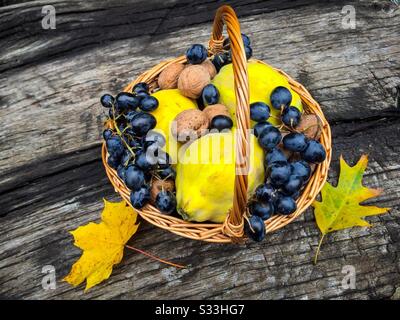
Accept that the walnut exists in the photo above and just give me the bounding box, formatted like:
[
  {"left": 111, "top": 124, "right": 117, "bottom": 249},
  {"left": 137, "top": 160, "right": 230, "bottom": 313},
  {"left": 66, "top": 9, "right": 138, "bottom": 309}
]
[
  {"left": 171, "top": 109, "right": 209, "bottom": 142},
  {"left": 178, "top": 65, "right": 210, "bottom": 99},
  {"left": 201, "top": 59, "right": 217, "bottom": 79},
  {"left": 296, "top": 114, "right": 322, "bottom": 140},
  {"left": 150, "top": 179, "right": 175, "bottom": 204},
  {"left": 158, "top": 62, "right": 185, "bottom": 89},
  {"left": 203, "top": 104, "right": 230, "bottom": 123}
]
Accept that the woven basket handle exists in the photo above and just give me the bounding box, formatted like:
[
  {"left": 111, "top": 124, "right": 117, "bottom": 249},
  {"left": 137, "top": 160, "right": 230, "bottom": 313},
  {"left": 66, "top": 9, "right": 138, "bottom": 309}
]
[{"left": 210, "top": 5, "right": 250, "bottom": 238}]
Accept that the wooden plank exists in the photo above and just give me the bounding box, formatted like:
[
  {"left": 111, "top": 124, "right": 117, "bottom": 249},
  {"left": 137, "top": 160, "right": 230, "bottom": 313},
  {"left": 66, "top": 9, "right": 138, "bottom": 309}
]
[
  {"left": 0, "top": 0, "right": 399, "bottom": 174},
  {"left": 0, "top": 119, "right": 398, "bottom": 299},
  {"left": 0, "top": 0, "right": 399, "bottom": 299}
]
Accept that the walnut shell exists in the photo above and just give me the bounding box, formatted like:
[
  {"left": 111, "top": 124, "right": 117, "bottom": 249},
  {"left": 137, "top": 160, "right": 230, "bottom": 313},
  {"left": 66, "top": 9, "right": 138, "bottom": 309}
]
[
  {"left": 201, "top": 59, "right": 217, "bottom": 79},
  {"left": 158, "top": 62, "right": 185, "bottom": 89},
  {"left": 178, "top": 65, "right": 210, "bottom": 99},
  {"left": 203, "top": 104, "right": 230, "bottom": 123},
  {"left": 171, "top": 109, "right": 209, "bottom": 142},
  {"left": 150, "top": 179, "right": 175, "bottom": 204},
  {"left": 296, "top": 114, "right": 322, "bottom": 140}
]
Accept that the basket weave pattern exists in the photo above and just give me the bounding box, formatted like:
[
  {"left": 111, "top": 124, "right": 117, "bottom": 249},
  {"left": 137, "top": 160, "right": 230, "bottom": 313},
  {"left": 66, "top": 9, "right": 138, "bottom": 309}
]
[{"left": 102, "top": 5, "right": 332, "bottom": 243}]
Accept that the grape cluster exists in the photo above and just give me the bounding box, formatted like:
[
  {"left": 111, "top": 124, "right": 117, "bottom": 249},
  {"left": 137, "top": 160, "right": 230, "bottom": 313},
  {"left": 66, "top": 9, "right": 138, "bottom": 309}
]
[
  {"left": 101, "top": 83, "right": 177, "bottom": 214},
  {"left": 246, "top": 87, "right": 326, "bottom": 242}
]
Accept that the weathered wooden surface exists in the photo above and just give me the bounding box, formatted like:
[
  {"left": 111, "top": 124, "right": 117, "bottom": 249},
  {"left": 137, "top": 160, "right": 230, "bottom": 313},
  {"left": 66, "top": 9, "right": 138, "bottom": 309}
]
[{"left": 0, "top": 0, "right": 399, "bottom": 300}]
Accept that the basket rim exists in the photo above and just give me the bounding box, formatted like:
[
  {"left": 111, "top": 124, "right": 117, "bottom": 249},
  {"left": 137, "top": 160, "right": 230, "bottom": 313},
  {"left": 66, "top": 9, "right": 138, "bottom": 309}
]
[{"left": 102, "top": 56, "right": 332, "bottom": 243}]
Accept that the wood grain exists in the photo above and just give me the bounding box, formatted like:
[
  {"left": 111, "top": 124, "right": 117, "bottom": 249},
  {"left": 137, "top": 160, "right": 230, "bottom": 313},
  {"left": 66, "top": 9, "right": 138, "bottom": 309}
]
[{"left": 0, "top": 0, "right": 399, "bottom": 299}]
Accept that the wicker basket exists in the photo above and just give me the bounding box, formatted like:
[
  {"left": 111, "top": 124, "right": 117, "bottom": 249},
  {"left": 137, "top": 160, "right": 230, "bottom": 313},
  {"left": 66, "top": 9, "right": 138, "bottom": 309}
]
[{"left": 102, "top": 5, "right": 332, "bottom": 243}]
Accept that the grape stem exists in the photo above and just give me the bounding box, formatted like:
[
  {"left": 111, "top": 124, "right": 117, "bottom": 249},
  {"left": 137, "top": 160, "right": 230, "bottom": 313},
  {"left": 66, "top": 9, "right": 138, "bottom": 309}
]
[
  {"left": 269, "top": 114, "right": 281, "bottom": 121},
  {"left": 243, "top": 212, "right": 255, "bottom": 233},
  {"left": 110, "top": 103, "right": 136, "bottom": 159}
]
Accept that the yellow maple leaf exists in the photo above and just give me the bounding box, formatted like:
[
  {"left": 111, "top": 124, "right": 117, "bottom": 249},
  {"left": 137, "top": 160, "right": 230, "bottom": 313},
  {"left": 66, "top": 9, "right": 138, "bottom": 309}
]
[
  {"left": 64, "top": 199, "right": 139, "bottom": 291},
  {"left": 312, "top": 155, "right": 389, "bottom": 263}
]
